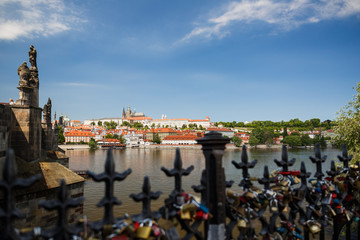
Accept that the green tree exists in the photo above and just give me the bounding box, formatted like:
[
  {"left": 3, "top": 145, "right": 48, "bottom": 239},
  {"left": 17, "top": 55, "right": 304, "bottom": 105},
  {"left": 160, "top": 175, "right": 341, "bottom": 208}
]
[
  {"left": 152, "top": 133, "right": 162, "bottom": 144},
  {"left": 90, "top": 121, "right": 95, "bottom": 126},
  {"left": 88, "top": 138, "right": 97, "bottom": 150},
  {"left": 283, "top": 135, "right": 302, "bottom": 147},
  {"left": 231, "top": 136, "right": 242, "bottom": 147},
  {"left": 58, "top": 126, "right": 65, "bottom": 144},
  {"left": 263, "top": 128, "right": 274, "bottom": 144},
  {"left": 301, "top": 134, "right": 312, "bottom": 146},
  {"left": 181, "top": 124, "right": 187, "bottom": 130},
  {"left": 313, "top": 135, "right": 327, "bottom": 148},
  {"left": 249, "top": 135, "right": 260, "bottom": 147},
  {"left": 282, "top": 127, "right": 288, "bottom": 138},
  {"left": 105, "top": 133, "right": 113, "bottom": 139},
  {"left": 98, "top": 121, "right": 102, "bottom": 127},
  {"left": 251, "top": 128, "right": 264, "bottom": 143},
  {"left": 310, "top": 118, "right": 321, "bottom": 128},
  {"left": 133, "top": 122, "right": 144, "bottom": 129},
  {"left": 151, "top": 123, "right": 156, "bottom": 128},
  {"left": 334, "top": 83, "right": 360, "bottom": 161},
  {"left": 121, "top": 121, "right": 131, "bottom": 127}
]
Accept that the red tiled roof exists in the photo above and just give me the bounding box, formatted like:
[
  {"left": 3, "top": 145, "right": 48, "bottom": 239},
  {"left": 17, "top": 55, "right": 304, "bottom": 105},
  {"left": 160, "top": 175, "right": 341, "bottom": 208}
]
[
  {"left": 188, "top": 119, "right": 210, "bottom": 122},
  {"left": 163, "top": 135, "right": 200, "bottom": 141},
  {"left": 206, "top": 128, "right": 232, "bottom": 132},
  {"left": 65, "top": 131, "right": 95, "bottom": 137}
]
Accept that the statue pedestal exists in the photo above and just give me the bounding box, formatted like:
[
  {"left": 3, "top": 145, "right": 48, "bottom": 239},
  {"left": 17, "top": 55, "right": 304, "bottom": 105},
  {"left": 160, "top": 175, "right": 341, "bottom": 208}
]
[{"left": 16, "top": 86, "right": 33, "bottom": 106}]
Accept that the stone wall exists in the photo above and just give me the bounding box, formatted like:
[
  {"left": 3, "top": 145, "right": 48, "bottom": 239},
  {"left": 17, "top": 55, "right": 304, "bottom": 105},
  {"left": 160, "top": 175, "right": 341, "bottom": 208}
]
[
  {"left": 0, "top": 104, "right": 11, "bottom": 178},
  {"left": 14, "top": 182, "right": 84, "bottom": 229},
  {"left": 10, "top": 105, "right": 42, "bottom": 162}
]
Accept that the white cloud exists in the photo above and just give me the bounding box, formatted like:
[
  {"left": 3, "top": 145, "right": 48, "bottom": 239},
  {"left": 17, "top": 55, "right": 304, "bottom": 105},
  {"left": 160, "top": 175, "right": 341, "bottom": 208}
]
[
  {"left": 0, "top": 0, "right": 85, "bottom": 40},
  {"left": 181, "top": 0, "right": 360, "bottom": 42}
]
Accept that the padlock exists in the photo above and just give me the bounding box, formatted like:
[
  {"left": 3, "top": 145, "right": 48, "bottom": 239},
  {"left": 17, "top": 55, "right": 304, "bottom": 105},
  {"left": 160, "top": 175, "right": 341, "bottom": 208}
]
[
  {"left": 194, "top": 210, "right": 208, "bottom": 220},
  {"left": 308, "top": 221, "right": 321, "bottom": 234},
  {"left": 270, "top": 199, "right": 278, "bottom": 212},
  {"left": 281, "top": 179, "right": 289, "bottom": 186},
  {"left": 152, "top": 224, "right": 162, "bottom": 237},
  {"left": 245, "top": 191, "right": 255, "bottom": 199},
  {"left": 293, "top": 176, "right": 301, "bottom": 184},
  {"left": 282, "top": 206, "right": 288, "bottom": 213},
  {"left": 182, "top": 203, "right": 197, "bottom": 212},
  {"left": 176, "top": 195, "right": 185, "bottom": 205},
  {"left": 237, "top": 219, "right": 247, "bottom": 229},
  {"left": 328, "top": 184, "right": 335, "bottom": 192},
  {"left": 136, "top": 219, "right": 153, "bottom": 239},
  {"left": 180, "top": 210, "right": 192, "bottom": 220}
]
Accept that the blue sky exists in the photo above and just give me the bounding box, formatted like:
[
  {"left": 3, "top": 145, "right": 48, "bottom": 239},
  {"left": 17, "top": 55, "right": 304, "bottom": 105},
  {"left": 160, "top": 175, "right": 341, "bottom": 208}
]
[{"left": 0, "top": 0, "right": 359, "bottom": 123}]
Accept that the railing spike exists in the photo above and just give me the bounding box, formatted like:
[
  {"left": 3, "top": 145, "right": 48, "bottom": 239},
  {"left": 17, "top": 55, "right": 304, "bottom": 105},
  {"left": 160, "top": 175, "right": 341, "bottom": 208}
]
[
  {"left": 161, "top": 148, "right": 194, "bottom": 196},
  {"left": 130, "top": 176, "right": 162, "bottom": 220}
]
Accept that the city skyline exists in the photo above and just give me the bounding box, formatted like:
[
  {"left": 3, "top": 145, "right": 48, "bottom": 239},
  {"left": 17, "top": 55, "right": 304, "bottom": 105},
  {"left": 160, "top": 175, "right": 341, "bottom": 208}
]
[{"left": 0, "top": 0, "right": 359, "bottom": 122}]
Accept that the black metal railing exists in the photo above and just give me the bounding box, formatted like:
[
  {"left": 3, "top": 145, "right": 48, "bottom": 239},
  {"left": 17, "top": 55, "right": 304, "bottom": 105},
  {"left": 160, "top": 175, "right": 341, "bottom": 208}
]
[{"left": 1, "top": 131, "right": 359, "bottom": 240}]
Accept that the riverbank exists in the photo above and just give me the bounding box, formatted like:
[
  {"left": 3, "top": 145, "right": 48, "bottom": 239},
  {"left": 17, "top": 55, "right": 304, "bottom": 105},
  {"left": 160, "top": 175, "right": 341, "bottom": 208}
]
[
  {"left": 59, "top": 144, "right": 90, "bottom": 150},
  {"left": 59, "top": 143, "right": 286, "bottom": 151}
]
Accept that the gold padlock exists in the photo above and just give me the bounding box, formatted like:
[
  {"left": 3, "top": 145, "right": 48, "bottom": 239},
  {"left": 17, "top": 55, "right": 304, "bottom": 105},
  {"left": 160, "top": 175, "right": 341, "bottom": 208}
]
[
  {"left": 309, "top": 221, "right": 321, "bottom": 234},
  {"left": 281, "top": 180, "right": 289, "bottom": 186},
  {"left": 282, "top": 206, "right": 288, "bottom": 213},
  {"left": 237, "top": 219, "right": 247, "bottom": 229},
  {"left": 328, "top": 184, "right": 335, "bottom": 192},
  {"left": 245, "top": 191, "right": 255, "bottom": 199},
  {"left": 293, "top": 176, "right": 301, "bottom": 184},
  {"left": 180, "top": 210, "right": 192, "bottom": 220},
  {"left": 182, "top": 203, "right": 197, "bottom": 212},
  {"left": 136, "top": 219, "right": 153, "bottom": 239}
]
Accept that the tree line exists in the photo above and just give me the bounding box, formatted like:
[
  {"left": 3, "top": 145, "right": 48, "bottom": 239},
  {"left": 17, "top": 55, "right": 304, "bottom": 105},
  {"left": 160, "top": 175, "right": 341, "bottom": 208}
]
[{"left": 215, "top": 118, "right": 335, "bottom": 131}]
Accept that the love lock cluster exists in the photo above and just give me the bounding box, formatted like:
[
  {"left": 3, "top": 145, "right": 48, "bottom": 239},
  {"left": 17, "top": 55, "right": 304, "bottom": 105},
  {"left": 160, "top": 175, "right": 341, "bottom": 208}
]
[{"left": 224, "top": 145, "right": 360, "bottom": 240}]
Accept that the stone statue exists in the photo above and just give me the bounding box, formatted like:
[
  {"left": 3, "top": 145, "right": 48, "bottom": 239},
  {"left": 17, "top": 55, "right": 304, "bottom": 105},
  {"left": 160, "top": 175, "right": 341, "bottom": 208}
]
[
  {"left": 29, "top": 45, "right": 37, "bottom": 70},
  {"left": 17, "top": 62, "right": 30, "bottom": 87}
]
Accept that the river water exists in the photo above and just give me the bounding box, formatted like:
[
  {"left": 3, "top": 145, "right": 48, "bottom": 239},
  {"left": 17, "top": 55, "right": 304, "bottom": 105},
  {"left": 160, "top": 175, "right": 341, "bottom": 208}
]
[{"left": 67, "top": 147, "right": 341, "bottom": 221}]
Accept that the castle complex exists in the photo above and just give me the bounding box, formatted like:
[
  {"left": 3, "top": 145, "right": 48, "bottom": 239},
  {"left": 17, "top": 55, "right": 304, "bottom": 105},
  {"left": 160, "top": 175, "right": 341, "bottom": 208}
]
[
  {"left": 0, "top": 46, "right": 84, "bottom": 228},
  {"left": 84, "top": 106, "right": 212, "bottom": 129}
]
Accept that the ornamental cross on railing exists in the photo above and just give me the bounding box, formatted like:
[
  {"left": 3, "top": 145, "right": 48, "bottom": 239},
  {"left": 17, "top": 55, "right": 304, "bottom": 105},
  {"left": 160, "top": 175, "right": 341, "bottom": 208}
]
[
  {"left": 258, "top": 165, "right": 276, "bottom": 190},
  {"left": 161, "top": 148, "right": 194, "bottom": 196},
  {"left": 327, "top": 161, "right": 339, "bottom": 178},
  {"left": 310, "top": 144, "right": 327, "bottom": 180},
  {"left": 274, "top": 145, "right": 296, "bottom": 172},
  {"left": 0, "top": 149, "right": 40, "bottom": 240},
  {"left": 192, "top": 170, "right": 207, "bottom": 204},
  {"left": 86, "top": 148, "right": 132, "bottom": 227},
  {"left": 130, "top": 176, "right": 162, "bottom": 220},
  {"left": 338, "top": 144, "right": 352, "bottom": 171},
  {"left": 38, "top": 179, "right": 84, "bottom": 239},
  {"left": 232, "top": 145, "right": 257, "bottom": 190}
]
